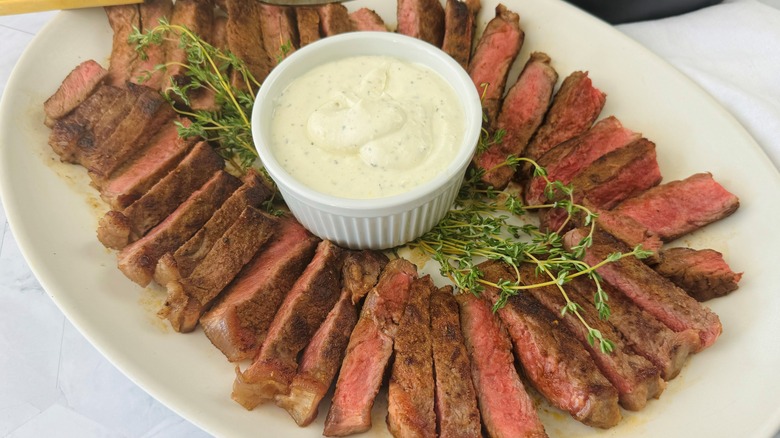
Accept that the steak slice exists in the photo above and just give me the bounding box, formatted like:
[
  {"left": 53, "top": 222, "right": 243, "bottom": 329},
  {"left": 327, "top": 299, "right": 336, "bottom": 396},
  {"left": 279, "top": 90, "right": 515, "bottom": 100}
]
[
  {"left": 161, "top": 206, "right": 277, "bottom": 333},
  {"left": 97, "top": 141, "right": 224, "bottom": 249},
  {"left": 387, "top": 275, "right": 437, "bottom": 438},
  {"left": 117, "top": 170, "right": 240, "bottom": 287},
  {"left": 259, "top": 4, "right": 298, "bottom": 65},
  {"left": 324, "top": 258, "right": 418, "bottom": 437},
  {"left": 441, "top": 0, "right": 477, "bottom": 69},
  {"left": 232, "top": 240, "right": 345, "bottom": 409},
  {"left": 475, "top": 52, "right": 557, "bottom": 189},
  {"left": 296, "top": 7, "right": 321, "bottom": 47},
  {"left": 225, "top": 0, "right": 273, "bottom": 88},
  {"left": 44, "top": 59, "right": 107, "bottom": 127},
  {"left": 652, "top": 247, "right": 742, "bottom": 301},
  {"left": 130, "top": 0, "right": 173, "bottom": 89},
  {"left": 200, "top": 217, "right": 319, "bottom": 362},
  {"left": 564, "top": 228, "right": 722, "bottom": 351},
  {"left": 430, "top": 286, "right": 481, "bottom": 438},
  {"left": 522, "top": 71, "right": 606, "bottom": 163},
  {"left": 105, "top": 5, "right": 140, "bottom": 87},
  {"left": 583, "top": 205, "right": 664, "bottom": 257},
  {"left": 522, "top": 267, "right": 665, "bottom": 411},
  {"left": 525, "top": 116, "right": 641, "bottom": 206},
  {"left": 457, "top": 289, "right": 548, "bottom": 437},
  {"left": 397, "top": 0, "right": 445, "bottom": 46},
  {"left": 154, "top": 170, "right": 273, "bottom": 285},
  {"left": 479, "top": 260, "right": 621, "bottom": 429},
  {"left": 342, "top": 250, "right": 389, "bottom": 304},
  {"left": 318, "top": 3, "right": 352, "bottom": 36},
  {"left": 567, "top": 277, "right": 699, "bottom": 381},
  {"left": 162, "top": 0, "right": 214, "bottom": 90},
  {"left": 348, "top": 8, "right": 388, "bottom": 31},
  {"left": 467, "top": 4, "right": 523, "bottom": 127},
  {"left": 611, "top": 172, "right": 740, "bottom": 242}
]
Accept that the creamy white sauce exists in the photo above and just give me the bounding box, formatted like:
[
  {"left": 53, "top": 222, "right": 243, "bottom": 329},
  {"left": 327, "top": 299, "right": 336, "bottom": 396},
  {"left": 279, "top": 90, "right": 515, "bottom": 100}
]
[{"left": 270, "top": 55, "right": 465, "bottom": 199}]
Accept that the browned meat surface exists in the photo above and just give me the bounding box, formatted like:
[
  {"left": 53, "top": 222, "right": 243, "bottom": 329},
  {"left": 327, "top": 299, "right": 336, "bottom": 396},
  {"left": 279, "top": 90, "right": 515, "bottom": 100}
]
[
  {"left": 525, "top": 116, "right": 640, "bottom": 205},
  {"left": 318, "top": 3, "right": 352, "bottom": 36},
  {"left": 211, "top": 15, "right": 228, "bottom": 51},
  {"left": 522, "top": 71, "right": 606, "bottom": 163},
  {"left": 430, "top": 287, "right": 481, "bottom": 438},
  {"left": 225, "top": 0, "right": 272, "bottom": 87},
  {"left": 233, "top": 240, "right": 345, "bottom": 409},
  {"left": 457, "top": 289, "right": 548, "bottom": 437},
  {"left": 130, "top": 0, "right": 173, "bottom": 89},
  {"left": 200, "top": 217, "right": 319, "bottom": 362},
  {"left": 611, "top": 172, "right": 740, "bottom": 242},
  {"left": 342, "top": 250, "right": 389, "bottom": 304},
  {"left": 349, "top": 8, "right": 388, "bottom": 31},
  {"left": 567, "top": 277, "right": 699, "bottom": 381},
  {"left": 44, "top": 59, "right": 107, "bottom": 127},
  {"left": 324, "top": 258, "right": 417, "bottom": 437},
  {"left": 468, "top": 4, "right": 523, "bottom": 127},
  {"left": 397, "top": 0, "right": 445, "bottom": 46},
  {"left": 97, "top": 141, "right": 223, "bottom": 249},
  {"left": 162, "top": 0, "right": 213, "bottom": 90},
  {"left": 475, "top": 52, "right": 557, "bottom": 189},
  {"left": 441, "top": 0, "right": 477, "bottom": 69},
  {"left": 522, "top": 267, "right": 665, "bottom": 411},
  {"left": 653, "top": 247, "right": 742, "bottom": 301},
  {"left": 565, "top": 228, "right": 722, "bottom": 351},
  {"left": 259, "top": 4, "right": 298, "bottom": 65},
  {"left": 296, "top": 7, "right": 321, "bottom": 47},
  {"left": 387, "top": 275, "right": 436, "bottom": 438},
  {"left": 105, "top": 5, "right": 140, "bottom": 87},
  {"left": 480, "top": 261, "right": 621, "bottom": 429},
  {"left": 582, "top": 205, "right": 663, "bottom": 257},
  {"left": 117, "top": 170, "right": 240, "bottom": 287}
]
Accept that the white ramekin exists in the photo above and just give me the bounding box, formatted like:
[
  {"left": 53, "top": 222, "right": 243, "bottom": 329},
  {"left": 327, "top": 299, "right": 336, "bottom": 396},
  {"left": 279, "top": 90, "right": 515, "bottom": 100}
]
[{"left": 251, "top": 32, "right": 482, "bottom": 250}]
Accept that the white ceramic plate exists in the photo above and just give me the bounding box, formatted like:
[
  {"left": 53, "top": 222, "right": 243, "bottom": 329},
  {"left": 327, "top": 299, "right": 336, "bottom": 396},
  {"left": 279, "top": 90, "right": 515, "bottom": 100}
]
[{"left": 1, "top": 1, "right": 779, "bottom": 437}]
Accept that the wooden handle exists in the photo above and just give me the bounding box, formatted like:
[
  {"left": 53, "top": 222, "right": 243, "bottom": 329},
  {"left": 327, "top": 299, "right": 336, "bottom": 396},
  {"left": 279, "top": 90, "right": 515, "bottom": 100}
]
[{"left": 0, "top": 0, "right": 143, "bottom": 16}]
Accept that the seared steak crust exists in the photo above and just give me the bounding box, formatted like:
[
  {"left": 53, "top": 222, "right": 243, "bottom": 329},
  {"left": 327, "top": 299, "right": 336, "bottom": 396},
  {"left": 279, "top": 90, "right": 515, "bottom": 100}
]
[
  {"left": 397, "top": 0, "right": 446, "bottom": 46},
  {"left": 653, "top": 247, "right": 742, "bottom": 301},
  {"left": 130, "top": 0, "right": 173, "bottom": 89},
  {"left": 318, "top": 3, "right": 352, "bottom": 36},
  {"left": 163, "top": 0, "right": 214, "bottom": 89},
  {"left": 105, "top": 5, "right": 140, "bottom": 87},
  {"left": 343, "top": 250, "right": 389, "bottom": 304},
  {"left": 296, "top": 7, "right": 321, "bottom": 47},
  {"left": 259, "top": 4, "right": 299, "bottom": 64},
  {"left": 225, "top": 0, "right": 273, "bottom": 87},
  {"left": 349, "top": 8, "right": 388, "bottom": 31},
  {"left": 44, "top": 59, "right": 107, "bottom": 127},
  {"left": 441, "top": 0, "right": 477, "bottom": 69}
]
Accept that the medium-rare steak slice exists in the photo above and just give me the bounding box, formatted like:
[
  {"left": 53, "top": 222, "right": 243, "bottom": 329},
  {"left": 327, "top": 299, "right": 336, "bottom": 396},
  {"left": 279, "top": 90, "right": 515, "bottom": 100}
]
[
  {"left": 162, "top": 0, "right": 214, "bottom": 90},
  {"left": 475, "top": 52, "right": 557, "bottom": 189},
  {"left": 44, "top": 59, "right": 107, "bottom": 127},
  {"left": 154, "top": 170, "right": 273, "bottom": 285},
  {"left": 348, "top": 8, "right": 388, "bottom": 31},
  {"left": 225, "top": 0, "right": 273, "bottom": 87},
  {"left": 296, "top": 7, "right": 321, "bottom": 47},
  {"left": 232, "top": 240, "right": 345, "bottom": 408},
  {"left": 161, "top": 206, "right": 277, "bottom": 333},
  {"left": 567, "top": 277, "right": 699, "bottom": 381},
  {"left": 259, "top": 4, "right": 298, "bottom": 65},
  {"left": 652, "top": 247, "right": 742, "bottom": 301},
  {"left": 522, "top": 71, "right": 606, "bottom": 163},
  {"left": 105, "top": 5, "right": 140, "bottom": 87},
  {"left": 525, "top": 116, "right": 640, "bottom": 206},
  {"left": 441, "top": 0, "right": 477, "bottom": 69},
  {"left": 610, "top": 172, "right": 740, "bottom": 242},
  {"left": 564, "top": 228, "right": 722, "bottom": 351},
  {"left": 130, "top": 0, "right": 173, "bottom": 90},
  {"left": 318, "top": 3, "right": 352, "bottom": 36},
  {"left": 430, "top": 286, "right": 481, "bottom": 438},
  {"left": 342, "top": 250, "right": 389, "bottom": 304},
  {"left": 522, "top": 267, "right": 665, "bottom": 411},
  {"left": 324, "top": 258, "right": 418, "bottom": 437},
  {"left": 97, "top": 141, "right": 224, "bottom": 249},
  {"left": 387, "top": 275, "right": 437, "bottom": 438},
  {"left": 200, "top": 217, "right": 319, "bottom": 362},
  {"left": 457, "top": 289, "right": 548, "bottom": 437},
  {"left": 583, "top": 205, "right": 663, "bottom": 257},
  {"left": 397, "top": 0, "right": 445, "bottom": 46},
  {"left": 117, "top": 170, "right": 240, "bottom": 287},
  {"left": 479, "top": 260, "right": 621, "bottom": 429},
  {"left": 468, "top": 4, "right": 523, "bottom": 127}
]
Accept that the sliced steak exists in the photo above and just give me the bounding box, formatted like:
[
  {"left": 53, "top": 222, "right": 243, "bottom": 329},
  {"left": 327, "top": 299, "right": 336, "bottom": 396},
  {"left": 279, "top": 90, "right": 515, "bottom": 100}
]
[
  {"left": 259, "top": 4, "right": 298, "bottom": 65},
  {"left": 441, "top": 0, "right": 477, "bottom": 69},
  {"left": 430, "top": 286, "right": 481, "bottom": 438},
  {"left": 154, "top": 170, "right": 273, "bottom": 285},
  {"left": 318, "top": 3, "right": 352, "bottom": 36},
  {"left": 200, "top": 217, "right": 319, "bottom": 361},
  {"left": 397, "top": 0, "right": 445, "bottom": 46},
  {"left": 475, "top": 52, "right": 557, "bottom": 189},
  {"left": 611, "top": 172, "right": 740, "bottom": 242},
  {"left": 232, "top": 240, "right": 345, "bottom": 408},
  {"left": 130, "top": 0, "right": 173, "bottom": 89},
  {"left": 296, "top": 7, "right": 321, "bottom": 46},
  {"left": 44, "top": 59, "right": 107, "bottom": 127},
  {"left": 117, "top": 170, "right": 240, "bottom": 287},
  {"left": 387, "top": 275, "right": 436, "bottom": 438},
  {"left": 522, "top": 71, "right": 606, "bottom": 163},
  {"left": 583, "top": 204, "right": 664, "bottom": 257},
  {"left": 324, "top": 258, "right": 418, "bottom": 437},
  {"left": 567, "top": 277, "right": 699, "bottom": 381},
  {"left": 348, "top": 8, "right": 388, "bottom": 32},
  {"left": 226, "top": 0, "right": 273, "bottom": 87},
  {"left": 564, "top": 228, "right": 722, "bottom": 351},
  {"left": 522, "top": 267, "right": 665, "bottom": 411},
  {"left": 342, "top": 250, "right": 389, "bottom": 304},
  {"left": 105, "top": 5, "right": 140, "bottom": 87},
  {"left": 467, "top": 4, "right": 523, "bottom": 127},
  {"left": 457, "top": 289, "right": 548, "bottom": 437},
  {"left": 525, "top": 116, "right": 640, "bottom": 206},
  {"left": 652, "top": 247, "right": 742, "bottom": 301},
  {"left": 162, "top": 0, "right": 214, "bottom": 90},
  {"left": 480, "top": 260, "right": 621, "bottom": 429},
  {"left": 161, "top": 206, "right": 277, "bottom": 333}
]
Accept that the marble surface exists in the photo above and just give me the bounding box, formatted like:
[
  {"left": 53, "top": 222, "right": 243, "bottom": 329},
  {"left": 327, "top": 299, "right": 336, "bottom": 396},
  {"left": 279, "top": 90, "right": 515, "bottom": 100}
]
[{"left": 1, "top": 1, "right": 779, "bottom": 437}]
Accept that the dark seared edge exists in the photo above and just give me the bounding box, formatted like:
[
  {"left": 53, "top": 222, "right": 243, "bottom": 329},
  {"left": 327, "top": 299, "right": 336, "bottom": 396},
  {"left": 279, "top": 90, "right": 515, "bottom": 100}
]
[
  {"left": 397, "top": 0, "right": 446, "bottom": 47},
  {"left": 318, "top": 3, "right": 353, "bottom": 36},
  {"left": 225, "top": 0, "right": 273, "bottom": 87},
  {"left": 349, "top": 8, "right": 388, "bottom": 32},
  {"left": 652, "top": 247, "right": 742, "bottom": 302},
  {"left": 296, "top": 7, "right": 322, "bottom": 47},
  {"left": 342, "top": 250, "right": 390, "bottom": 304},
  {"left": 105, "top": 4, "right": 140, "bottom": 87},
  {"left": 259, "top": 4, "right": 299, "bottom": 65},
  {"left": 162, "top": 0, "right": 214, "bottom": 90},
  {"left": 130, "top": 0, "right": 173, "bottom": 90},
  {"left": 44, "top": 59, "right": 108, "bottom": 127},
  {"left": 441, "top": 0, "right": 478, "bottom": 69}
]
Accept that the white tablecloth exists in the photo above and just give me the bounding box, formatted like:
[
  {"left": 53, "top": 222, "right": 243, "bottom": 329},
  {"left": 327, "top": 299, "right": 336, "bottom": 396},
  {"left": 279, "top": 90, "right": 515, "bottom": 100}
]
[{"left": 1, "top": 1, "right": 779, "bottom": 436}]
